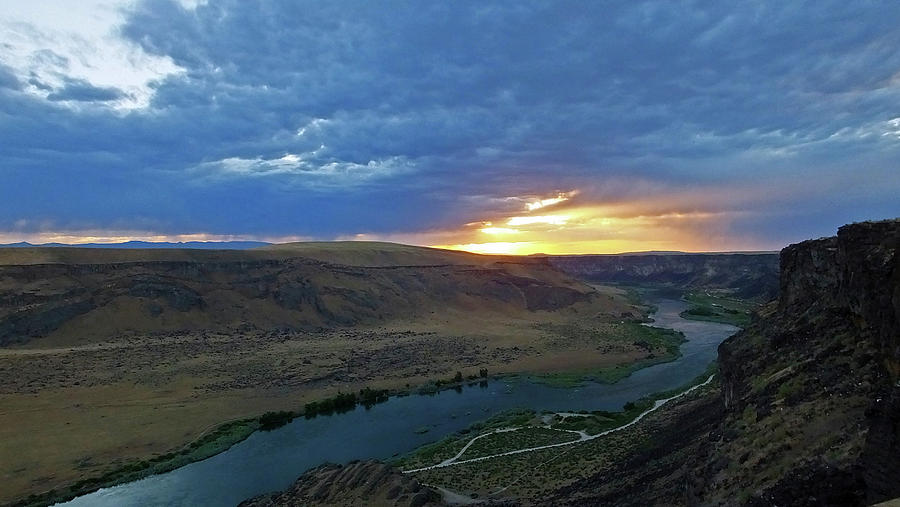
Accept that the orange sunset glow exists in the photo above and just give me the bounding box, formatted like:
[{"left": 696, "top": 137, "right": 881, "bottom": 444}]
[
  {"left": 1, "top": 189, "right": 770, "bottom": 255},
  {"left": 418, "top": 190, "right": 763, "bottom": 255}
]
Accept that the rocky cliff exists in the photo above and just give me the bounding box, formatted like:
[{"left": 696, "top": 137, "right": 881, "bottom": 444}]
[
  {"left": 547, "top": 252, "right": 779, "bottom": 300},
  {"left": 706, "top": 220, "right": 897, "bottom": 504},
  {"left": 543, "top": 219, "right": 900, "bottom": 505},
  {"left": 238, "top": 461, "right": 445, "bottom": 507}
]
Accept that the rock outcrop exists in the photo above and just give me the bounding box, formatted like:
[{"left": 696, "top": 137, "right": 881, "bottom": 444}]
[{"left": 238, "top": 461, "right": 445, "bottom": 507}]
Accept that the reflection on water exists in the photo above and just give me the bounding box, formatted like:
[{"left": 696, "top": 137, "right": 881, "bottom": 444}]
[{"left": 60, "top": 297, "right": 737, "bottom": 507}]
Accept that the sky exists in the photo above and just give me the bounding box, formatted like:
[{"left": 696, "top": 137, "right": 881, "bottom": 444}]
[{"left": 1, "top": 0, "right": 898, "bottom": 254}]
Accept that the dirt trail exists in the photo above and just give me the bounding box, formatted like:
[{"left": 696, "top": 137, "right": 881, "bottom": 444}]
[{"left": 403, "top": 374, "right": 715, "bottom": 473}]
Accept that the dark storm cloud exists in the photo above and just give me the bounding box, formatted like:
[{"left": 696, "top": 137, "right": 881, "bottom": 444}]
[{"left": 1, "top": 0, "right": 898, "bottom": 244}]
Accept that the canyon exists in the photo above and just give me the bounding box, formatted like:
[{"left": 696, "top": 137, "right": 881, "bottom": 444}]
[{"left": 255, "top": 220, "right": 898, "bottom": 506}]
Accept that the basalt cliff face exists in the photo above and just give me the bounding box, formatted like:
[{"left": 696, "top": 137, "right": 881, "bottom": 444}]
[
  {"left": 718, "top": 219, "right": 900, "bottom": 504},
  {"left": 547, "top": 253, "right": 779, "bottom": 300},
  {"left": 543, "top": 219, "right": 900, "bottom": 506}
]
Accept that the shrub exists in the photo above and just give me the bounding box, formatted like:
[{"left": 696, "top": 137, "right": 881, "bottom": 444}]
[
  {"left": 359, "top": 387, "right": 389, "bottom": 408},
  {"left": 259, "top": 411, "right": 295, "bottom": 431}
]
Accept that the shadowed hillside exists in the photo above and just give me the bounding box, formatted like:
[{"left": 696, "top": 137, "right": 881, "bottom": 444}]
[
  {"left": 257, "top": 241, "right": 506, "bottom": 267},
  {"left": 0, "top": 241, "right": 508, "bottom": 267},
  {"left": 0, "top": 243, "right": 591, "bottom": 347},
  {"left": 547, "top": 252, "right": 779, "bottom": 300}
]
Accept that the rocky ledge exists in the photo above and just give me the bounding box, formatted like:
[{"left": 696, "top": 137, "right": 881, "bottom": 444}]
[{"left": 238, "top": 460, "right": 444, "bottom": 507}]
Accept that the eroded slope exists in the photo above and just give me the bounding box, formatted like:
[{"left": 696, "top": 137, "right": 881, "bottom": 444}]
[{"left": 0, "top": 244, "right": 592, "bottom": 347}]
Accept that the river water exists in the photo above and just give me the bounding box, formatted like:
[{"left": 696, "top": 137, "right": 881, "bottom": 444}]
[{"left": 59, "top": 297, "right": 737, "bottom": 506}]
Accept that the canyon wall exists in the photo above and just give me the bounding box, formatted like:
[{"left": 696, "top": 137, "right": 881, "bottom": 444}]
[
  {"left": 547, "top": 253, "right": 779, "bottom": 300},
  {"left": 545, "top": 219, "right": 899, "bottom": 506},
  {"left": 716, "top": 219, "right": 899, "bottom": 504},
  {"left": 0, "top": 253, "right": 594, "bottom": 347}
]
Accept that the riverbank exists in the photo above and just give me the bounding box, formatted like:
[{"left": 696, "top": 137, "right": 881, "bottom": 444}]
[
  {"left": 395, "top": 362, "right": 718, "bottom": 473},
  {"left": 678, "top": 290, "right": 760, "bottom": 327},
  {"left": 15, "top": 419, "right": 260, "bottom": 507},
  {"left": 411, "top": 373, "right": 724, "bottom": 501},
  {"left": 526, "top": 322, "right": 686, "bottom": 388},
  {"left": 20, "top": 365, "right": 663, "bottom": 507},
  {"left": 32, "top": 348, "right": 682, "bottom": 507},
  {"left": 10, "top": 301, "right": 682, "bottom": 505},
  {"left": 35, "top": 359, "right": 719, "bottom": 507},
  {"left": 2, "top": 300, "right": 659, "bottom": 505},
  {"left": 46, "top": 294, "right": 738, "bottom": 507},
  {"left": 17, "top": 385, "right": 451, "bottom": 506}
]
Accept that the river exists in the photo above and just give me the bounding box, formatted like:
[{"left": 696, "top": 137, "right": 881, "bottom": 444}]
[{"left": 58, "top": 297, "right": 737, "bottom": 506}]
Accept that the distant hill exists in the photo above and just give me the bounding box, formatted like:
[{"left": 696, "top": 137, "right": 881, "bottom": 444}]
[
  {"left": 257, "top": 241, "right": 508, "bottom": 267},
  {"left": 546, "top": 252, "right": 780, "bottom": 300},
  {"left": 543, "top": 250, "right": 779, "bottom": 256},
  {"left": 0, "top": 240, "right": 270, "bottom": 250},
  {"left": 0, "top": 242, "right": 782, "bottom": 347},
  {"left": 0, "top": 241, "right": 521, "bottom": 267},
  {"left": 0, "top": 241, "right": 595, "bottom": 346}
]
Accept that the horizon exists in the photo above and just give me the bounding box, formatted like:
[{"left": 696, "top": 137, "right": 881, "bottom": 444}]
[
  {"left": 0, "top": 237, "right": 783, "bottom": 256},
  {"left": 2, "top": 1, "right": 899, "bottom": 255}
]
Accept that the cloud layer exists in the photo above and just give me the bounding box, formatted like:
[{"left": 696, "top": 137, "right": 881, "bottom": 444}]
[{"left": 0, "top": 0, "right": 898, "bottom": 251}]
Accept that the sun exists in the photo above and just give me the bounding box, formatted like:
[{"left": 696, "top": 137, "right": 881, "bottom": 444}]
[{"left": 437, "top": 242, "right": 534, "bottom": 255}]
